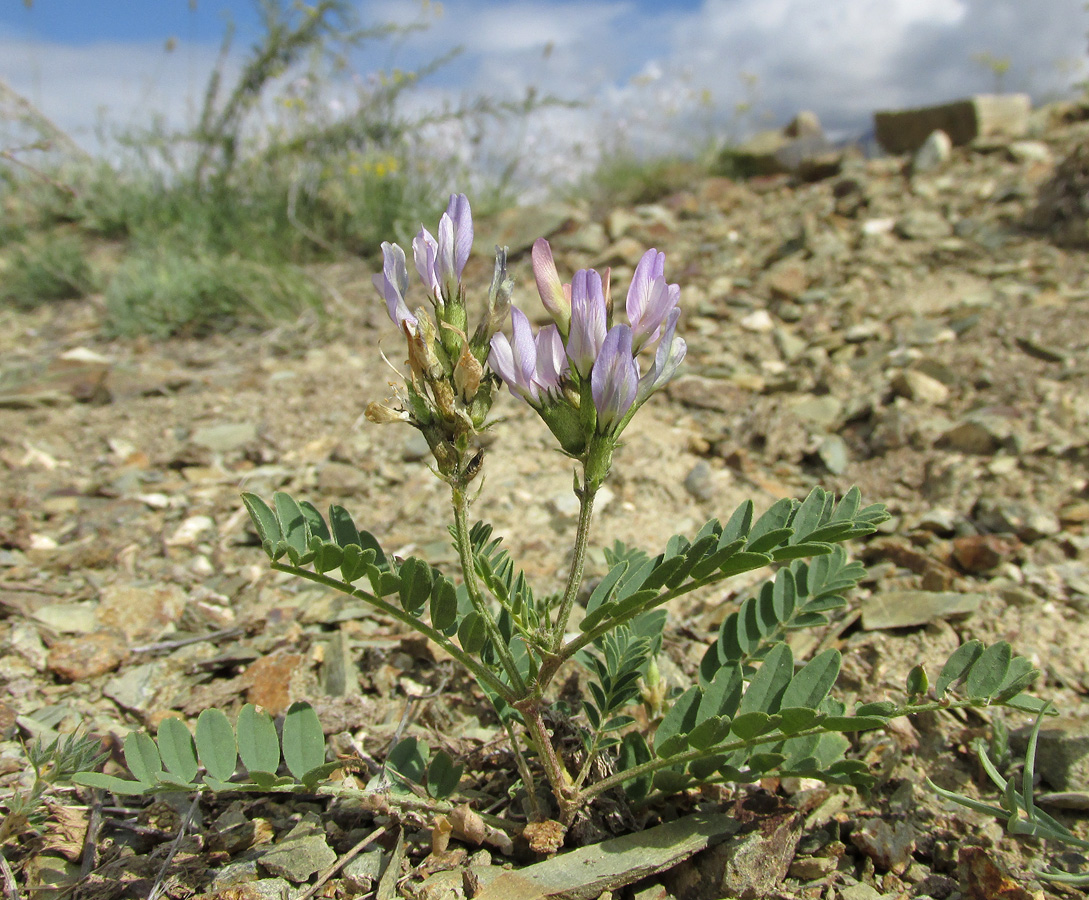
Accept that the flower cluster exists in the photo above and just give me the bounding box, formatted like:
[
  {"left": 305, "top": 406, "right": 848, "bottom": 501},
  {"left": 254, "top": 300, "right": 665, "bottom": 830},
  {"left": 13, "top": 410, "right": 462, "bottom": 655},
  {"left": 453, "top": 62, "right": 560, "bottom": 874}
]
[
  {"left": 488, "top": 239, "right": 686, "bottom": 467},
  {"left": 368, "top": 192, "right": 686, "bottom": 488},
  {"left": 367, "top": 194, "right": 511, "bottom": 483}
]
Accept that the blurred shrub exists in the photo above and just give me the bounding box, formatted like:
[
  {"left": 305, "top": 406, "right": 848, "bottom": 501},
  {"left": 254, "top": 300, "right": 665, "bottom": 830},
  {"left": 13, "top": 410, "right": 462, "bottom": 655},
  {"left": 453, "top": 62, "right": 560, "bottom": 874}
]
[
  {"left": 1, "top": 233, "right": 93, "bottom": 309},
  {"left": 104, "top": 250, "right": 320, "bottom": 338}
]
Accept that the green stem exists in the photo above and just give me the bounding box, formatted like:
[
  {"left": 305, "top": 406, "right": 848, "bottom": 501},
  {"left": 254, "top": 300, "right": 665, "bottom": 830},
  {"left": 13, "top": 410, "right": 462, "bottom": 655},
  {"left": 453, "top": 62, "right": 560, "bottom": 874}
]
[
  {"left": 450, "top": 486, "right": 527, "bottom": 695},
  {"left": 501, "top": 717, "right": 542, "bottom": 821},
  {"left": 271, "top": 563, "right": 516, "bottom": 704},
  {"left": 550, "top": 477, "right": 598, "bottom": 654}
]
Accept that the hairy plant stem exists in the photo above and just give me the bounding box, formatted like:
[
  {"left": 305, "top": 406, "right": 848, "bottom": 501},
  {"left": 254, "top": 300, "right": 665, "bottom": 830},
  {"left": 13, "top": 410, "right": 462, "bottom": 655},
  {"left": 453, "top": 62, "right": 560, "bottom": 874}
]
[
  {"left": 450, "top": 484, "right": 527, "bottom": 695},
  {"left": 516, "top": 699, "right": 578, "bottom": 824},
  {"left": 500, "top": 716, "right": 542, "bottom": 821},
  {"left": 549, "top": 476, "right": 598, "bottom": 656},
  {"left": 270, "top": 563, "right": 515, "bottom": 703}
]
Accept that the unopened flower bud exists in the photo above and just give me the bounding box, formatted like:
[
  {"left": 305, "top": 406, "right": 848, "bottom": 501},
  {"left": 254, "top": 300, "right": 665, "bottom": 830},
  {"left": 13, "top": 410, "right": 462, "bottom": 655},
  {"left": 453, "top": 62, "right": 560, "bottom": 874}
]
[{"left": 365, "top": 402, "right": 409, "bottom": 425}]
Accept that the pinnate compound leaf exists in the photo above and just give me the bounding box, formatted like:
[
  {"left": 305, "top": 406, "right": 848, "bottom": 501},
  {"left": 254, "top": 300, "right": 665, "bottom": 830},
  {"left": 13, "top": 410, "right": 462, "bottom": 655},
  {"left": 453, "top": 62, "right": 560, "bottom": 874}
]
[
  {"left": 282, "top": 701, "right": 325, "bottom": 780},
  {"left": 196, "top": 709, "right": 238, "bottom": 783},
  {"left": 935, "top": 640, "right": 984, "bottom": 699},
  {"left": 965, "top": 641, "right": 1012, "bottom": 701},
  {"left": 156, "top": 717, "right": 199, "bottom": 784},
  {"left": 124, "top": 731, "right": 163, "bottom": 787},
  {"left": 654, "top": 686, "right": 701, "bottom": 754},
  {"left": 72, "top": 772, "right": 149, "bottom": 794},
  {"left": 426, "top": 750, "right": 463, "bottom": 800},
  {"left": 242, "top": 492, "right": 282, "bottom": 558},
  {"left": 779, "top": 649, "right": 841, "bottom": 711},
  {"left": 237, "top": 704, "right": 280, "bottom": 775},
  {"left": 738, "top": 642, "right": 794, "bottom": 716}
]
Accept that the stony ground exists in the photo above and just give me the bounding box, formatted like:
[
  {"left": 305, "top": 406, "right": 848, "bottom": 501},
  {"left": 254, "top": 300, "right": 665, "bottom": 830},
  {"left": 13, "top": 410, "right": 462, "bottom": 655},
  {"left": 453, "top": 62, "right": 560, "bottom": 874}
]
[{"left": 3, "top": 101, "right": 1089, "bottom": 899}]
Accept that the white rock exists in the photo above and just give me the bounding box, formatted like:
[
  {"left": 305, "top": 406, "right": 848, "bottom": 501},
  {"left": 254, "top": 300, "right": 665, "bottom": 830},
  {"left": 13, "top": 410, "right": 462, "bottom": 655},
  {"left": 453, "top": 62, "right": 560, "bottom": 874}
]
[{"left": 739, "top": 309, "right": 774, "bottom": 333}]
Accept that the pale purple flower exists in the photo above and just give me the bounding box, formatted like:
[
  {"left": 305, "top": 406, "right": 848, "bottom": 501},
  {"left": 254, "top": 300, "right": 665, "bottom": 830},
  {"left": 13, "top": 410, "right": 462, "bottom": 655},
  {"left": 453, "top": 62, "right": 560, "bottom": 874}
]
[
  {"left": 412, "top": 227, "right": 441, "bottom": 298},
  {"left": 566, "top": 268, "right": 608, "bottom": 379},
  {"left": 489, "top": 306, "right": 541, "bottom": 404},
  {"left": 534, "top": 324, "right": 568, "bottom": 399},
  {"left": 532, "top": 239, "right": 571, "bottom": 331},
  {"left": 412, "top": 193, "right": 473, "bottom": 303},
  {"left": 637, "top": 308, "right": 686, "bottom": 403},
  {"left": 371, "top": 241, "right": 416, "bottom": 329},
  {"left": 626, "top": 249, "right": 680, "bottom": 353},
  {"left": 591, "top": 325, "right": 639, "bottom": 432},
  {"left": 444, "top": 193, "right": 473, "bottom": 281}
]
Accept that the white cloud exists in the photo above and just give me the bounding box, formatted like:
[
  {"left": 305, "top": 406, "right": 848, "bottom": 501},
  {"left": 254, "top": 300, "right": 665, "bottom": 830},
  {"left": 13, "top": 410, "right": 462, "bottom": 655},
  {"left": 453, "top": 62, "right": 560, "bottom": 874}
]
[{"left": 1, "top": 0, "right": 1086, "bottom": 191}]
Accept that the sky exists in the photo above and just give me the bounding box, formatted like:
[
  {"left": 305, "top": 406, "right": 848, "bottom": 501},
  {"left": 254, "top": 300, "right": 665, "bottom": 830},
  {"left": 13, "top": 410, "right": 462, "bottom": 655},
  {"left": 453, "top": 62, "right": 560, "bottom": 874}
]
[{"left": 1, "top": 0, "right": 1087, "bottom": 190}]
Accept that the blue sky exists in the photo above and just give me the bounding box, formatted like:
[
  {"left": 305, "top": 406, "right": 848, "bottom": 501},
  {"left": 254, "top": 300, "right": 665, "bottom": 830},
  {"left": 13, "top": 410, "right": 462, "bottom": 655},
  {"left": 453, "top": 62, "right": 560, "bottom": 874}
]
[{"left": 2, "top": 1, "right": 1087, "bottom": 191}]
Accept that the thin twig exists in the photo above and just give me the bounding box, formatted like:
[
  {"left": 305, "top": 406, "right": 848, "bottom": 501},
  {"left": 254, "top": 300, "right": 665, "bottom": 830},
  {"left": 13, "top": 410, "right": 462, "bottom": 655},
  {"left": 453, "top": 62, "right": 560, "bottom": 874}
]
[
  {"left": 130, "top": 627, "right": 244, "bottom": 654},
  {"left": 145, "top": 795, "right": 199, "bottom": 900},
  {"left": 295, "top": 824, "right": 389, "bottom": 900},
  {"left": 79, "top": 792, "right": 104, "bottom": 879},
  {"left": 0, "top": 846, "right": 20, "bottom": 900}
]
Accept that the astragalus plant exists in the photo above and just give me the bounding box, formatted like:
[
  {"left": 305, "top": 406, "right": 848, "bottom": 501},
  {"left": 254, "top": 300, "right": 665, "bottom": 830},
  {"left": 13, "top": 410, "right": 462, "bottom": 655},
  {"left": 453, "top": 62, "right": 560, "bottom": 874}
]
[{"left": 231, "top": 193, "right": 1048, "bottom": 837}]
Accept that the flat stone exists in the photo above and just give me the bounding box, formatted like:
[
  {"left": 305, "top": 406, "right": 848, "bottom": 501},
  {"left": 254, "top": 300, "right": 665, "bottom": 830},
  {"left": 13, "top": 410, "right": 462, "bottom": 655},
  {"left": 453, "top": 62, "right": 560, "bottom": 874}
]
[
  {"left": 103, "top": 661, "right": 166, "bottom": 715},
  {"left": 96, "top": 583, "right": 187, "bottom": 641},
  {"left": 861, "top": 590, "right": 982, "bottom": 630},
  {"left": 739, "top": 310, "right": 774, "bottom": 333},
  {"left": 817, "top": 434, "right": 849, "bottom": 475},
  {"left": 875, "top": 94, "right": 1031, "bottom": 154},
  {"left": 32, "top": 603, "right": 99, "bottom": 635},
  {"left": 973, "top": 497, "right": 1060, "bottom": 542},
  {"left": 47, "top": 631, "right": 129, "bottom": 681},
  {"left": 1010, "top": 715, "right": 1089, "bottom": 792},
  {"left": 259, "top": 832, "right": 336, "bottom": 882},
  {"left": 896, "top": 210, "right": 953, "bottom": 241},
  {"left": 165, "top": 515, "right": 216, "bottom": 547},
  {"left": 789, "top": 395, "right": 843, "bottom": 429},
  {"left": 191, "top": 423, "right": 258, "bottom": 453},
  {"left": 952, "top": 534, "right": 1020, "bottom": 573}
]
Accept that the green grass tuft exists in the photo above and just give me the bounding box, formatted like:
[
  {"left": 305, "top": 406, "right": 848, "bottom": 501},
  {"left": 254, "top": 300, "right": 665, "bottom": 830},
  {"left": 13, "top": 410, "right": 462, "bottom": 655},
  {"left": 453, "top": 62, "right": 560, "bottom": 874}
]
[{"left": 1, "top": 233, "right": 94, "bottom": 309}]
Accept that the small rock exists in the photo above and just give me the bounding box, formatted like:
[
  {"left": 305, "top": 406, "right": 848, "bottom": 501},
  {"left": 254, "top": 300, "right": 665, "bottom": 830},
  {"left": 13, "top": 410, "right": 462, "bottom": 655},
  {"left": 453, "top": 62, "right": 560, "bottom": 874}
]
[
  {"left": 191, "top": 423, "right": 258, "bottom": 453},
  {"left": 739, "top": 309, "right": 774, "bottom": 333},
  {"left": 763, "top": 261, "right": 809, "bottom": 300},
  {"left": 32, "top": 603, "right": 99, "bottom": 635},
  {"left": 952, "top": 534, "right": 1019, "bottom": 573},
  {"left": 817, "top": 434, "right": 849, "bottom": 475},
  {"left": 683, "top": 461, "right": 715, "bottom": 502},
  {"left": 1007, "top": 140, "right": 1052, "bottom": 165},
  {"left": 912, "top": 129, "right": 953, "bottom": 173},
  {"left": 103, "top": 661, "right": 166, "bottom": 715},
  {"left": 788, "top": 855, "right": 837, "bottom": 879},
  {"left": 959, "top": 846, "right": 1039, "bottom": 900},
  {"left": 166, "top": 515, "right": 216, "bottom": 547},
  {"left": 47, "top": 631, "right": 129, "bottom": 681},
  {"left": 851, "top": 818, "right": 915, "bottom": 874},
  {"left": 861, "top": 590, "right": 982, "bottom": 630},
  {"left": 896, "top": 210, "right": 953, "bottom": 241},
  {"left": 890, "top": 370, "right": 950, "bottom": 405},
  {"left": 1010, "top": 716, "right": 1089, "bottom": 792},
  {"left": 973, "top": 497, "right": 1060, "bottom": 542},
  {"left": 790, "top": 395, "right": 843, "bottom": 429},
  {"left": 343, "top": 848, "right": 385, "bottom": 893},
  {"left": 259, "top": 815, "right": 337, "bottom": 883},
  {"left": 838, "top": 885, "right": 884, "bottom": 900},
  {"left": 938, "top": 417, "right": 1010, "bottom": 454},
  {"left": 96, "top": 583, "right": 187, "bottom": 641}
]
